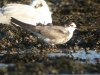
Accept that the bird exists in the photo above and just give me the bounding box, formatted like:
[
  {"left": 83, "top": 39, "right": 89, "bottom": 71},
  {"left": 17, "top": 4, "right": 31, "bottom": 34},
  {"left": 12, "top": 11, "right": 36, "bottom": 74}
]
[
  {"left": 11, "top": 17, "right": 77, "bottom": 45},
  {"left": 0, "top": 0, "right": 52, "bottom": 25}
]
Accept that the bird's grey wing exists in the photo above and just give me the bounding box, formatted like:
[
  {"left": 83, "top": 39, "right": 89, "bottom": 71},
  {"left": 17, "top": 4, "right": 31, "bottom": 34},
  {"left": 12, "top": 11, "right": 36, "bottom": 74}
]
[
  {"left": 48, "top": 26, "right": 70, "bottom": 36},
  {"left": 11, "top": 17, "right": 36, "bottom": 29},
  {"left": 11, "top": 17, "right": 50, "bottom": 44},
  {"left": 49, "top": 26, "right": 69, "bottom": 34},
  {"left": 35, "top": 26, "right": 67, "bottom": 39},
  {"left": 35, "top": 26, "right": 71, "bottom": 44}
]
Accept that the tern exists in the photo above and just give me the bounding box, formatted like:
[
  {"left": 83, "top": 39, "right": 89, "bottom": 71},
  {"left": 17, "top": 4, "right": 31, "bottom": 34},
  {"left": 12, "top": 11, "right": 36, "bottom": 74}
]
[
  {"left": 11, "top": 17, "right": 76, "bottom": 45},
  {"left": 0, "top": 0, "right": 52, "bottom": 25}
]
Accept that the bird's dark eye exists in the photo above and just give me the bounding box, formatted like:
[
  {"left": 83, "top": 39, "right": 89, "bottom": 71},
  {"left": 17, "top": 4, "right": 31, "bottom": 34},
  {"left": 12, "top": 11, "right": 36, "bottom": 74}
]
[
  {"left": 34, "top": 3, "right": 43, "bottom": 8},
  {"left": 39, "top": 3, "right": 43, "bottom": 7},
  {"left": 34, "top": 5, "right": 37, "bottom": 8},
  {"left": 70, "top": 25, "right": 73, "bottom": 27}
]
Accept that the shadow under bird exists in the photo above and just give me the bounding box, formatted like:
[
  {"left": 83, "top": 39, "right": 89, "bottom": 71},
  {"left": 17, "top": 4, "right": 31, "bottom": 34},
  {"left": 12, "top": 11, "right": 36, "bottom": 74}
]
[{"left": 11, "top": 17, "right": 77, "bottom": 45}]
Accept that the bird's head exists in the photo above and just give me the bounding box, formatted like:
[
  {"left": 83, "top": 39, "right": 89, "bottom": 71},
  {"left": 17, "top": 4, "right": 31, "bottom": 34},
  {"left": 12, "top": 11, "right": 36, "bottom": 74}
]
[
  {"left": 31, "top": 0, "right": 52, "bottom": 25},
  {"left": 31, "top": 0, "right": 43, "bottom": 8},
  {"left": 65, "top": 22, "right": 77, "bottom": 33},
  {"left": 69, "top": 22, "right": 76, "bottom": 29},
  {"left": 31, "top": 0, "right": 48, "bottom": 9}
]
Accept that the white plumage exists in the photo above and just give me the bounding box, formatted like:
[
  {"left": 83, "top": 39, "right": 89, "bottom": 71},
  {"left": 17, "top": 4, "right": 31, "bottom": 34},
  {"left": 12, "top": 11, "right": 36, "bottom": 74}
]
[{"left": 0, "top": 0, "right": 52, "bottom": 25}]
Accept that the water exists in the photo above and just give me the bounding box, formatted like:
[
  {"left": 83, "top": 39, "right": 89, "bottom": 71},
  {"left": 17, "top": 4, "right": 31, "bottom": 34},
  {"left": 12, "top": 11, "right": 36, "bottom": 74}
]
[{"left": 48, "top": 50, "right": 100, "bottom": 64}]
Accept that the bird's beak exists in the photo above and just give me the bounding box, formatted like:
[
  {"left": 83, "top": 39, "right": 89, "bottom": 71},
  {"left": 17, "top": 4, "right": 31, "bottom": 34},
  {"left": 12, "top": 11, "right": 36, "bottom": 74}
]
[
  {"left": 74, "top": 27, "right": 77, "bottom": 29},
  {"left": 76, "top": 27, "right": 81, "bottom": 30}
]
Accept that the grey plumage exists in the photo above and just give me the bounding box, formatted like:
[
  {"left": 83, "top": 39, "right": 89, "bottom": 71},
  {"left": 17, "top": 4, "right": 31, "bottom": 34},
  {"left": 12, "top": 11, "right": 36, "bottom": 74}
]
[{"left": 11, "top": 17, "right": 76, "bottom": 45}]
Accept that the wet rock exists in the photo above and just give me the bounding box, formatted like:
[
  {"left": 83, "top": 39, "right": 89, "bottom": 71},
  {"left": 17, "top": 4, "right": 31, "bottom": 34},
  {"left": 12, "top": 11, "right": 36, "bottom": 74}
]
[{"left": 0, "top": 0, "right": 100, "bottom": 74}]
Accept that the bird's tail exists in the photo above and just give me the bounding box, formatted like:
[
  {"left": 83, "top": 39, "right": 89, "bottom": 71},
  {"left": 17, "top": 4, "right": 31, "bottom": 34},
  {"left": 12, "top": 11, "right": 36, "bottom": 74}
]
[
  {"left": 11, "top": 17, "right": 48, "bottom": 43},
  {"left": 11, "top": 17, "right": 36, "bottom": 30},
  {"left": 0, "top": 8, "right": 10, "bottom": 24}
]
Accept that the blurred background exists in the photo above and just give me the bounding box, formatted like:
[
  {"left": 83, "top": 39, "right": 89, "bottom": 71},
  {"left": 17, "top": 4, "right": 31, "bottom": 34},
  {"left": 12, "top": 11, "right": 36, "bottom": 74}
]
[{"left": 0, "top": 0, "right": 100, "bottom": 74}]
